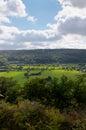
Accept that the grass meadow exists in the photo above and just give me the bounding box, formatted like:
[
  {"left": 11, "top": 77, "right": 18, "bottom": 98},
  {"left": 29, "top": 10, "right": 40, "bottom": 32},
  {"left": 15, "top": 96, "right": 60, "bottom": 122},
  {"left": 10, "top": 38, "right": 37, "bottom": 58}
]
[
  {"left": 0, "top": 66, "right": 83, "bottom": 85},
  {"left": 0, "top": 71, "right": 26, "bottom": 85}
]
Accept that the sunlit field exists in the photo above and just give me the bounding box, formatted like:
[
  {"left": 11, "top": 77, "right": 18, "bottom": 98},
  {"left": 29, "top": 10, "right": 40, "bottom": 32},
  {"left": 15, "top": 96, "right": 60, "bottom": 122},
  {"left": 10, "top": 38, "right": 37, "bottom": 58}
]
[{"left": 0, "top": 64, "right": 83, "bottom": 85}]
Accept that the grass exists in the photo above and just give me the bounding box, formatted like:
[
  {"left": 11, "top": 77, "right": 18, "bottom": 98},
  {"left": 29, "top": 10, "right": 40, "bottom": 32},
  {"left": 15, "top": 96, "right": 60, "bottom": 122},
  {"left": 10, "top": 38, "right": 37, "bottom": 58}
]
[
  {"left": 30, "top": 69, "right": 82, "bottom": 80},
  {"left": 0, "top": 71, "right": 26, "bottom": 85},
  {"left": 0, "top": 64, "right": 83, "bottom": 85}
]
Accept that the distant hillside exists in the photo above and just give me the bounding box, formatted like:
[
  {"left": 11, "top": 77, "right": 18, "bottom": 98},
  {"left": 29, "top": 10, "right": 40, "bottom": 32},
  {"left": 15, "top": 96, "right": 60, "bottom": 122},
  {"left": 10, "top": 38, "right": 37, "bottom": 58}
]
[{"left": 0, "top": 49, "right": 86, "bottom": 64}]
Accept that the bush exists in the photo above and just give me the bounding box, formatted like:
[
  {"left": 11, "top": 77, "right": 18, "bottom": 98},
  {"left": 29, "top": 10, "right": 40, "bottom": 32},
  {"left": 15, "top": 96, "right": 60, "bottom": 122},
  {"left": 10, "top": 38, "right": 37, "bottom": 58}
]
[{"left": 0, "top": 101, "right": 86, "bottom": 130}]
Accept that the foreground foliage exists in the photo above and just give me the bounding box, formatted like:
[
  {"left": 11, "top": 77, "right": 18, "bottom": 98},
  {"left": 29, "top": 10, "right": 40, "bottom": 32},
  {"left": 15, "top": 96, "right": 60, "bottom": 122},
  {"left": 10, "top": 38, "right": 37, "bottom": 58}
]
[
  {"left": 0, "top": 76, "right": 86, "bottom": 130},
  {"left": 23, "top": 75, "right": 86, "bottom": 109},
  {"left": 0, "top": 101, "right": 86, "bottom": 130}
]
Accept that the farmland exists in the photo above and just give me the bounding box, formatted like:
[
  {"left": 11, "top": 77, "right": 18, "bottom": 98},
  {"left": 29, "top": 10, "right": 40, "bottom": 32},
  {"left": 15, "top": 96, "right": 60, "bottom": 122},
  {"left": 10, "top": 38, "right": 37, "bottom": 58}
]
[
  {"left": 0, "top": 49, "right": 86, "bottom": 85},
  {"left": 0, "top": 64, "right": 84, "bottom": 85}
]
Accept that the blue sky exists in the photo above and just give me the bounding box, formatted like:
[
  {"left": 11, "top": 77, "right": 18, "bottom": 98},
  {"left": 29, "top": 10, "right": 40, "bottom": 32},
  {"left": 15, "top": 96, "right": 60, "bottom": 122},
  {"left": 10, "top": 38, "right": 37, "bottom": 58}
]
[
  {"left": 0, "top": 0, "right": 86, "bottom": 50},
  {"left": 11, "top": 0, "right": 61, "bottom": 30}
]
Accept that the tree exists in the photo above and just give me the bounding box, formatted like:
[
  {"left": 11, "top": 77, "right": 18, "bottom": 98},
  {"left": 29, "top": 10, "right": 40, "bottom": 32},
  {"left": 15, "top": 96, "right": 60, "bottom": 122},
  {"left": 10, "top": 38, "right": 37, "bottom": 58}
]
[{"left": 0, "top": 77, "right": 19, "bottom": 103}]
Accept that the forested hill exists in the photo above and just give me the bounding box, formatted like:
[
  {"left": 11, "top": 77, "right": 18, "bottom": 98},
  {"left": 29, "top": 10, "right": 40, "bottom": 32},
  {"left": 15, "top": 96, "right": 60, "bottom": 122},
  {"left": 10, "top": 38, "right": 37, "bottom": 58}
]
[{"left": 0, "top": 49, "right": 86, "bottom": 64}]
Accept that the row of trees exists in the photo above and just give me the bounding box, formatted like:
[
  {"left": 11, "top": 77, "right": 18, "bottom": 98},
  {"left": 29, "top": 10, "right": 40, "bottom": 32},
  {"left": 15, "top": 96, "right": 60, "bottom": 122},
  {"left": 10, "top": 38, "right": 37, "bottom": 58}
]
[{"left": 0, "top": 75, "right": 86, "bottom": 108}]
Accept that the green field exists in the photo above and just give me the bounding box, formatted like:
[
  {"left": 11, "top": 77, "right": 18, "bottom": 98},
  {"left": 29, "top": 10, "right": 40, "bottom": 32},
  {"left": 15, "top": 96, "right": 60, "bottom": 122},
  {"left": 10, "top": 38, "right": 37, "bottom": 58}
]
[
  {"left": 0, "top": 71, "right": 26, "bottom": 85},
  {"left": 0, "top": 68, "right": 83, "bottom": 85}
]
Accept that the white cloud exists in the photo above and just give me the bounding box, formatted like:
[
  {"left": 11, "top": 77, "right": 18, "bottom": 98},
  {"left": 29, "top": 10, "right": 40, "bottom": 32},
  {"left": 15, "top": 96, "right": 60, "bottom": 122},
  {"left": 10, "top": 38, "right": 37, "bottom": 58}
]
[
  {"left": 0, "top": 0, "right": 27, "bottom": 23},
  {"left": 0, "top": 15, "right": 11, "bottom": 23},
  {"left": 47, "top": 23, "right": 59, "bottom": 31},
  {"left": 44, "top": 0, "right": 86, "bottom": 49},
  {"left": 57, "top": 34, "right": 86, "bottom": 49},
  {"left": 0, "top": 25, "right": 60, "bottom": 50},
  {"left": 50, "top": 0, "right": 86, "bottom": 49},
  {"left": 27, "top": 16, "right": 37, "bottom": 22},
  {"left": 55, "top": 6, "right": 86, "bottom": 22},
  {"left": 0, "top": 0, "right": 27, "bottom": 17},
  {"left": 58, "top": 17, "right": 86, "bottom": 36},
  {"left": 0, "top": 0, "right": 37, "bottom": 25},
  {"left": 70, "top": 0, "right": 86, "bottom": 8},
  {"left": 15, "top": 29, "right": 60, "bottom": 43},
  {"left": 58, "top": 0, "right": 86, "bottom": 8},
  {"left": 54, "top": 0, "right": 86, "bottom": 41},
  {"left": 0, "top": 25, "right": 19, "bottom": 40}
]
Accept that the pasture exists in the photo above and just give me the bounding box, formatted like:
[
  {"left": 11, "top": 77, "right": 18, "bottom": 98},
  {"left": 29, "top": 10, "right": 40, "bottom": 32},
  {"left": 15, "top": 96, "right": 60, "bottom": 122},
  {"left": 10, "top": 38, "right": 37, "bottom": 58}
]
[
  {"left": 0, "top": 71, "right": 26, "bottom": 85},
  {"left": 0, "top": 64, "right": 83, "bottom": 85}
]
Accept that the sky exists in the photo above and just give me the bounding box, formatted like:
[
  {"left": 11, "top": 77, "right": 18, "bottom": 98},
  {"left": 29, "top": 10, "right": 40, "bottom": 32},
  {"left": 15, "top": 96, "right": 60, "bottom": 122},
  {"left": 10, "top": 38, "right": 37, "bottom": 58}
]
[{"left": 0, "top": 0, "right": 86, "bottom": 50}]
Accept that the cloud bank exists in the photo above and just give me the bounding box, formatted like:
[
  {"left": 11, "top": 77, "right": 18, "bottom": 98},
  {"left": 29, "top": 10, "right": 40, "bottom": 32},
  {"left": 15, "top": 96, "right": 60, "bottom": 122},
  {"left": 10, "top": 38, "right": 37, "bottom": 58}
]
[{"left": 0, "top": 0, "right": 86, "bottom": 49}]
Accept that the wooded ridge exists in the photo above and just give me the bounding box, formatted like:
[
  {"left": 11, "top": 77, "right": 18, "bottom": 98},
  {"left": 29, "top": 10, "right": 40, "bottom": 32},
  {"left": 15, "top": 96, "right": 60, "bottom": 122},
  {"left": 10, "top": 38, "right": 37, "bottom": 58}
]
[{"left": 0, "top": 49, "right": 86, "bottom": 64}]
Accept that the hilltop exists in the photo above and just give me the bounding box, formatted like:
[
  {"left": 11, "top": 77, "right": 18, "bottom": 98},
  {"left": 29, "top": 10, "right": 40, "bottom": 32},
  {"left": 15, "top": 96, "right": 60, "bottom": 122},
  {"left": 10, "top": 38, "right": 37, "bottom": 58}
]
[{"left": 0, "top": 49, "right": 86, "bottom": 64}]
